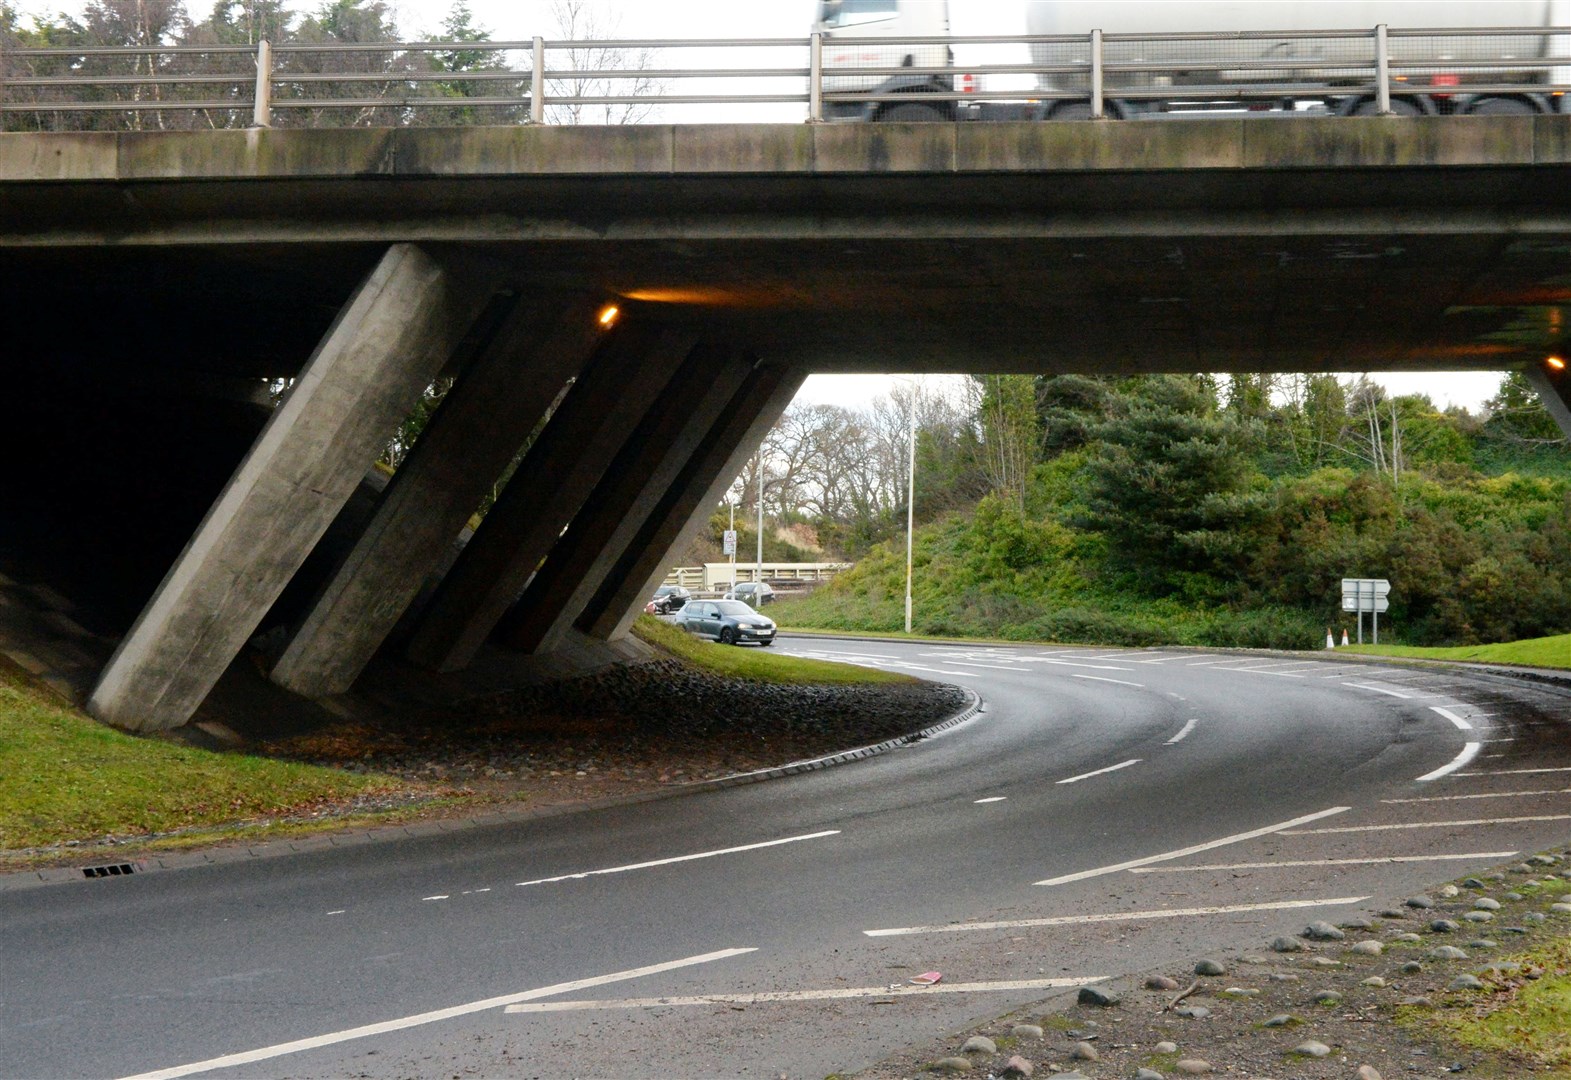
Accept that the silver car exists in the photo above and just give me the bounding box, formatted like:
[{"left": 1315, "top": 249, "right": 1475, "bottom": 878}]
[{"left": 678, "top": 599, "right": 777, "bottom": 646}]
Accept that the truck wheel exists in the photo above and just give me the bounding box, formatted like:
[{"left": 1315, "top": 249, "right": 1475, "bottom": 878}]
[
  {"left": 1467, "top": 97, "right": 1535, "bottom": 115},
  {"left": 879, "top": 102, "right": 946, "bottom": 122}
]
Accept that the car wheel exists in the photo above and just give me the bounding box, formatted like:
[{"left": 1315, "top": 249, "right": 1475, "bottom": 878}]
[
  {"left": 719, "top": 626, "right": 737, "bottom": 646},
  {"left": 759, "top": 639, "right": 773, "bottom": 647}
]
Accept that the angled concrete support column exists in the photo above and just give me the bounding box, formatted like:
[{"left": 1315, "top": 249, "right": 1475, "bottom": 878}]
[
  {"left": 89, "top": 244, "right": 477, "bottom": 731},
  {"left": 1525, "top": 364, "right": 1571, "bottom": 439},
  {"left": 579, "top": 363, "right": 806, "bottom": 645},
  {"left": 502, "top": 354, "right": 803, "bottom": 656},
  {"left": 267, "top": 292, "right": 610, "bottom": 698},
  {"left": 404, "top": 324, "right": 699, "bottom": 673}
]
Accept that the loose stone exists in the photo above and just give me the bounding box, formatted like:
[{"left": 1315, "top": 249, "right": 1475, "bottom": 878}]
[
  {"left": 1302, "top": 921, "right": 1345, "bottom": 941},
  {"left": 1449, "top": 974, "right": 1485, "bottom": 990},
  {"left": 1077, "top": 986, "right": 1119, "bottom": 1007},
  {"left": 1309, "top": 956, "right": 1342, "bottom": 967},
  {"left": 1070, "top": 1041, "right": 1098, "bottom": 1061},
  {"left": 1504, "top": 892, "right": 1526, "bottom": 901},
  {"left": 1135, "top": 1070, "right": 1166, "bottom": 1080},
  {"left": 1291, "top": 1040, "right": 1333, "bottom": 1058},
  {"left": 1406, "top": 895, "right": 1435, "bottom": 909},
  {"left": 1428, "top": 946, "right": 1469, "bottom": 960},
  {"left": 1462, "top": 878, "right": 1486, "bottom": 889},
  {"left": 1174, "top": 1061, "right": 1214, "bottom": 1075},
  {"left": 1550, "top": 903, "right": 1571, "bottom": 914},
  {"left": 1194, "top": 958, "right": 1227, "bottom": 976},
  {"left": 1240, "top": 954, "right": 1270, "bottom": 964},
  {"left": 1269, "top": 972, "right": 1300, "bottom": 982},
  {"left": 1525, "top": 912, "right": 1547, "bottom": 923},
  {"left": 1378, "top": 909, "right": 1407, "bottom": 920},
  {"left": 1362, "top": 975, "right": 1387, "bottom": 987},
  {"left": 1399, "top": 995, "right": 1434, "bottom": 1007},
  {"left": 1313, "top": 990, "right": 1343, "bottom": 1005},
  {"left": 1468, "top": 939, "right": 1497, "bottom": 949},
  {"left": 998, "top": 1056, "right": 1033, "bottom": 1079},
  {"left": 1463, "top": 911, "right": 1495, "bottom": 923},
  {"left": 1530, "top": 853, "right": 1561, "bottom": 866},
  {"left": 1010, "top": 1024, "right": 1043, "bottom": 1040},
  {"left": 1428, "top": 919, "right": 1460, "bottom": 933},
  {"left": 1392, "top": 932, "right": 1423, "bottom": 943},
  {"left": 1439, "top": 884, "right": 1460, "bottom": 898},
  {"left": 1401, "top": 961, "right": 1424, "bottom": 974},
  {"left": 1350, "top": 940, "right": 1383, "bottom": 956},
  {"left": 1220, "top": 987, "right": 1258, "bottom": 998},
  {"left": 1262, "top": 1014, "right": 1300, "bottom": 1028},
  {"left": 1271, "top": 936, "right": 1304, "bottom": 952},
  {"left": 1146, "top": 975, "right": 1180, "bottom": 991},
  {"left": 1474, "top": 897, "right": 1501, "bottom": 911},
  {"left": 959, "top": 1036, "right": 996, "bottom": 1055},
  {"left": 1154, "top": 1041, "right": 1179, "bottom": 1054},
  {"left": 1175, "top": 1005, "right": 1211, "bottom": 1019},
  {"left": 926, "top": 1057, "right": 972, "bottom": 1074},
  {"left": 1340, "top": 916, "right": 1373, "bottom": 930},
  {"left": 1357, "top": 1067, "right": 1384, "bottom": 1080}
]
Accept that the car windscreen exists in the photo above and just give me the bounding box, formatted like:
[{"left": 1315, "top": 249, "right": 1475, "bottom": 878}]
[{"left": 714, "top": 601, "right": 756, "bottom": 616}]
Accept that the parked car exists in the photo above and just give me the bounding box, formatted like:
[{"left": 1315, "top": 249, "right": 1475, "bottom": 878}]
[
  {"left": 646, "top": 584, "right": 692, "bottom": 615},
  {"left": 677, "top": 599, "right": 776, "bottom": 646},
  {"left": 725, "top": 581, "right": 775, "bottom": 606}
]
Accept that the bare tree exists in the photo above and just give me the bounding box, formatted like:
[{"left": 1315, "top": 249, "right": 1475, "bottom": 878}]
[{"left": 543, "top": 0, "right": 664, "bottom": 124}]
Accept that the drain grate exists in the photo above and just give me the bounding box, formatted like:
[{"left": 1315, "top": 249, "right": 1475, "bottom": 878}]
[{"left": 82, "top": 863, "right": 137, "bottom": 878}]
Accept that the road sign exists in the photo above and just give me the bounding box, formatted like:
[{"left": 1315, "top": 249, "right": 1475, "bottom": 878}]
[
  {"left": 1341, "top": 578, "right": 1389, "bottom": 613},
  {"left": 723, "top": 529, "right": 737, "bottom": 556}
]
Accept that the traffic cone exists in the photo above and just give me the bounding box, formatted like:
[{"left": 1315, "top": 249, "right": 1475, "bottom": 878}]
[
  {"left": 1326, "top": 628, "right": 1335, "bottom": 650},
  {"left": 1341, "top": 628, "right": 1350, "bottom": 646}
]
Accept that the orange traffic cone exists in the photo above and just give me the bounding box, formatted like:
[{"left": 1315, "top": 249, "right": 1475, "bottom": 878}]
[
  {"left": 1341, "top": 629, "right": 1350, "bottom": 647},
  {"left": 1326, "top": 628, "right": 1335, "bottom": 650}
]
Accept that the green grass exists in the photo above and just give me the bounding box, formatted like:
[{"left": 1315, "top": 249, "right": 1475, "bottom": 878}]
[
  {"left": 631, "top": 614, "right": 912, "bottom": 685},
  {"left": 1416, "top": 933, "right": 1571, "bottom": 1074},
  {"left": 0, "top": 662, "right": 404, "bottom": 853},
  {"left": 1341, "top": 632, "right": 1571, "bottom": 670}
]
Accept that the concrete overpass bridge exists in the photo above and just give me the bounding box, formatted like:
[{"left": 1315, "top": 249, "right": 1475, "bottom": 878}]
[{"left": 2, "top": 116, "right": 1569, "bottom": 732}]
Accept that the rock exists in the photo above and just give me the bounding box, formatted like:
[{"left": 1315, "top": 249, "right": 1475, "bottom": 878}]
[
  {"left": 1262, "top": 1014, "right": 1301, "bottom": 1028},
  {"left": 1401, "top": 961, "right": 1424, "bottom": 974},
  {"left": 1550, "top": 903, "right": 1571, "bottom": 914},
  {"left": 1392, "top": 932, "right": 1423, "bottom": 943},
  {"left": 1291, "top": 1040, "right": 1333, "bottom": 1058},
  {"left": 1145, "top": 975, "right": 1180, "bottom": 991},
  {"left": 1449, "top": 974, "right": 1485, "bottom": 990},
  {"left": 1529, "top": 853, "right": 1561, "bottom": 866},
  {"left": 1504, "top": 892, "right": 1526, "bottom": 901},
  {"left": 926, "top": 1057, "right": 972, "bottom": 1073},
  {"left": 1428, "top": 946, "right": 1469, "bottom": 960},
  {"left": 1269, "top": 972, "right": 1300, "bottom": 982},
  {"left": 1525, "top": 879, "right": 1542, "bottom": 888},
  {"left": 1220, "top": 986, "right": 1259, "bottom": 998},
  {"left": 1070, "top": 1041, "right": 1098, "bottom": 1061},
  {"left": 1357, "top": 1066, "right": 1384, "bottom": 1080},
  {"left": 1302, "top": 921, "right": 1345, "bottom": 941},
  {"left": 1468, "top": 939, "right": 1497, "bottom": 949},
  {"left": 1503, "top": 926, "right": 1530, "bottom": 934},
  {"left": 1077, "top": 986, "right": 1120, "bottom": 1007},
  {"left": 1194, "top": 958, "right": 1227, "bottom": 976},
  {"left": 1270, "top": 936, "right": 1304, "bottom": 952},
  {"left": 1429, "top": 918, "right": 1460, "bottom": 933},
  {"left": 1514, "top": 863, "right": 1535, "bottom": 874},
  {"left": 1309, "top": 956, "right": 1342, "bottom": 967},
  {"left": 1174, "top": 1005, "right": 1211, "bottom": 1019},
  {"left": 1378, "top": 908, "right": 1407, "bottom": 920},
  {"left": 1406, "top": 895, "right": 1435, "bottom": 909},
  {"left": 1463, "top": 911, "right": 1495, "bottom": 923},
  {"left": 1350, "top": 940, "right": 1383, "bottom": 956},
  {"left": 1439, "top": 884, "right": 1460, "bottom": 898},
  {"left": 998, "top": 1055, "right": 1033, "bottom": 1078},
  {"left": 1362, "top": 976, "right": 1387, "bottom": 987},
  {"left": 1525, "top": 912, "right": 1547, "bottom": 923},
  {"left": 1154, "top": 1041, "right": 1179, "bottom": 1054},
  {"left": 1174, "top": 1061, "right": 1214, "bottom": 1075},
  {"left": 1399, "top": 995, "right": 1434, "bottom": 1008},
  {"left": 1240, "top": 954, "right": 1270, "bottom": 964},
  {"left": 1462, "top": 878, "right": 1486, "bottom": 889},
  {"left": 1313, "top": 990, "right": 1343, "bottom": 1005},
  {"left": 1010, "top": 1024, "right": 1043, "bottom": 1040},
  {"left": 959, "top": 1036, "right": 996, "bottom": 1055},
  {"left": 1474, "top": 897, "right": 1501, "bottom": 911},
  {"left": 1135, "top": 1070, "right": 1166, "bottom": 1080},
  {"left": 1339, "top": 916, "right": 1374, "bottom": 930}
]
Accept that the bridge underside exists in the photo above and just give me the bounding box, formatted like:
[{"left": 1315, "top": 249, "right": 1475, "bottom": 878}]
[{"left": 1, "top": 119, "right": 1568, "bottom": 730}]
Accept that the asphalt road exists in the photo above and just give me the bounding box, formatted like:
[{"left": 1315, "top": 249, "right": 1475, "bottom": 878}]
[{"left": 5, "top": 639, "right": 1571, "bottom": 1079}]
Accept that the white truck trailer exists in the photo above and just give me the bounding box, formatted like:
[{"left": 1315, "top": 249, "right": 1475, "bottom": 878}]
[{"left": 815, "top": 0, "right": 1571, "bottom": 119}]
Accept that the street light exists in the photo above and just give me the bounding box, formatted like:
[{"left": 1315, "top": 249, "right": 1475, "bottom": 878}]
[{"left": 902, "top": 379, "right": 921, "bottom": 634}]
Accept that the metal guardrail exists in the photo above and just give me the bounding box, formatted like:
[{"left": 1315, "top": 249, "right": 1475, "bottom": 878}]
[{"left": 1, "top": 26, "right": 1568, "bottom": 128}]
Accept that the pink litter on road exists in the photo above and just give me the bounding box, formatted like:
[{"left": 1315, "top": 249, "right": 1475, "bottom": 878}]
[{"left": 908, "top": 971, "right": 943, "bottom": 986}]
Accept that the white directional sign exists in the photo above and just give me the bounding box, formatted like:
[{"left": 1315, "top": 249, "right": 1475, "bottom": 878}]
[
  {"left": 1341, "top": 578, "right": 1390, "bottom": 613},
  {"left": 722, "top": 529, "right": 737, "bottom": 556}
]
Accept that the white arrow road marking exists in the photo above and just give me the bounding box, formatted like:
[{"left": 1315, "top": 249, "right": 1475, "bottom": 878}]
[
  {"left": 1057, "top": 759, "right": 1142, "bottom": 785},
  {"left": 505, "top": 977, "right": 1104, "bottom": 1013},
  {"left": 1034, "top": 806, "right": 1350, "bottom": 886},
  {"left": 1166, "top": 719, "right": 1199, "bottom": 744},
  {"left": 117, "top": 948, "right": 756, "bottom": 1080},
  {"left": 1127, "top": 853, "right": 1518, "bottom": 873},
  {"left": 1416, "top": 741, "right": 1482, "bottom": 782},
  {"left": 864, "top": 897, "right": 1368, "bottom": 937},
  {"left": 1282, "top": 814, "right": 1571, "bottom": 835},
  {"left": 515, "top": 831, "right": 840, "bottom": 887}
]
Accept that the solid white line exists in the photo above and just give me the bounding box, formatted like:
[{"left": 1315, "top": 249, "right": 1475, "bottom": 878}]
[
  {"left": 1384, "top": 789, "right": 1571, "bottom": 804},
  {"left": 1033, "top": 806, "right": 1350, "bottom": 886},
  {"left": 1128, "top": 853, "right": 1517, "bottom": 873},
  {"left": 1344, "top": 683, "right": 1411, "bottom": 699},
  {"left": 1458, "top": 766, "right": 1571, "bottom": 777},
  {"left": 1431, "top": 707, "right": 1474, "bottom": 731},
  {"left": 1057, "top": 759, "right": 1141, "bottom": 785},
  {"left": 891, "top": 663, "right": 975, "bottom": 677},
  {"left": 326, "top": 910, "right": 345, "bottom": 916},
  {"left": 1233, "top": 667, "right": 1306, "bottom": 678},
  {"left": 1065, "top": 674, "right": 1145, "bottom": 687},
  {"left": 515, "top": 831, "right": 840, "bottom": 887},
  {"left": 505, "top": 977, "right": 1105, "bottom": 1013},
  {"left": 1416, "top": 741, "right": 1482, "bottom": 783},
  {"left": 941, "top": 660, "right": 1024, "bottom": 671},
  {"left": 1167, "top": 719, "right": 1199, "bottom": 744},
  {"left": 975, "top": 797, "right": 1008, "bottom": 804},
  {"left": 116, "top": 948, "right": 756, "bottom": 1080},
  {"left": 1282, "top": 814, "right": 1571, "bottom": 835},
  {"left": 864, "top": 897, "right": 1367, "bottom": 937},
  {"left": 1022, "top": 659, "right": 1135, "bottom": 671}
]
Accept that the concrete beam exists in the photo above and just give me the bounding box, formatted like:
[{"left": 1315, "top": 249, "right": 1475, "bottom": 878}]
[
  {"left": 267, "top": 292, "right": 609, "bottom": 698},
  {"left": 88, "top": 244, "right": 477, "bottom": 731},
  {"left": 499, "top": 351, "right": 796, "bottom": 656},
  {"left": 579, "top": 363, "right": 807, "bottom": 645},
  {"left": 1525, "top": 363, "right": 1571, "bottom": 439},
  {"left": 403, "top": 323, "right": 699, "bottom": 674}
]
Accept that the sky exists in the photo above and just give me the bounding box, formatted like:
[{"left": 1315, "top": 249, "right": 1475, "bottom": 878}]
[{"left": 6, "top": 0, "right": 1512, "bottom": 413}]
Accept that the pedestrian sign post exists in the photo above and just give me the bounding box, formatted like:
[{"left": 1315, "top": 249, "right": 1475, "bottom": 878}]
[
  {"left": 1341, "top": 578, "right": 1390, "bottom": 644},
  {"left": 723, "top": 529, "right": 737, "bottom": 556}
]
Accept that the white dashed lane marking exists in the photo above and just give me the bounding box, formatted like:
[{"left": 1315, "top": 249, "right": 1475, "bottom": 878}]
[
  {"left": 1057, "top": 759, "right": 1142, "bottom": 785},
  {"left": 1344, "top": 683, "right": 1412, "bottom": 699},
  {"left": 1167, "top": 719, "right": 1199, "bottom": 744},
  {"left": 974, "top": 797, "right": 1008, "bottom": 804},
  {"left": 1281, "top": 814, "right": 1571, "bottom": 835},
  {"left": 515, "top": 830, "right": 841, "bottom": 887},
  {"left": 505, "top": 977, "right": 1105, "bottom": 1013},
  {"left": 1416, "top": 741, "right": 1483, "bottom": 783},
  {"left": 1384, "top": 789, "right": 1571, "bottom": 803},
  {"left": 1127, "top": 853, "right": 1518, "bottom": 873},
  {"left": 864, "top": 897, "right": 1368, "bottom": 937},
  {"left": 1458, "top": 766, "right": 1571, "bottom": 777},
  {"left": 1065, "top": 674, "right": 1144, "bottom": 688}
]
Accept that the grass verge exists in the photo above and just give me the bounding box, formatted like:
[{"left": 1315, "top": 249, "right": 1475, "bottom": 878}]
[
  {"left": 632, "top": 614, "right": 913, "bottom": 685},
  {"left": 1341, "top": 631, "right": 1571, "bottom": 670},
  {"left": 0, "top": 658, "right": 418, "bottom": 858}
]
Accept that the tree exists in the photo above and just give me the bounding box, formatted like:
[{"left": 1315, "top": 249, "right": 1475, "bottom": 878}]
[
  {"left": 1483, "top": 370, "right": 1567, "bottom": 444},
  {"left": 971, "top": 374, "right": 1037, "bottom": 512},
  {"left": 425, "top": 1, "right": 523, "bottom": 125},
  {"left": 543, "top": 0, "right": 664, "bottom": 125}
]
